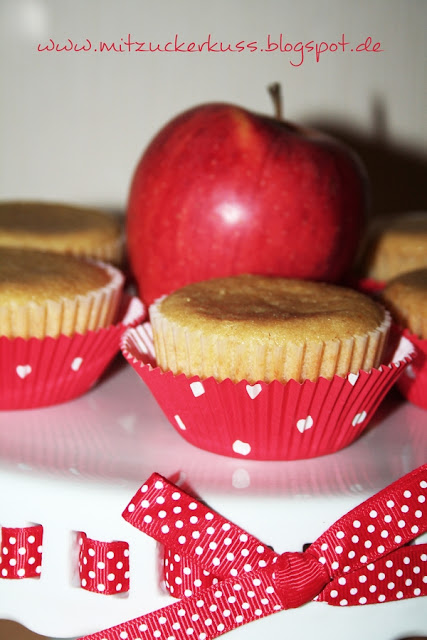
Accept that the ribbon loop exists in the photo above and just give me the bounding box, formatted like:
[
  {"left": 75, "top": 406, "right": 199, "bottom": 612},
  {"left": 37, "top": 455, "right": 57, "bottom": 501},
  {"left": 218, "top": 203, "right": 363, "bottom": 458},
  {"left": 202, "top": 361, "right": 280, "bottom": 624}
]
[
  {"left": 122, "top": 473, "right": 277, "bottom": 582},
  {"left": 273, "top": 551, "right": 330, "bottom": 609},
  {"left": 310, "top": 464, "right": 427, "bottom": 577}
]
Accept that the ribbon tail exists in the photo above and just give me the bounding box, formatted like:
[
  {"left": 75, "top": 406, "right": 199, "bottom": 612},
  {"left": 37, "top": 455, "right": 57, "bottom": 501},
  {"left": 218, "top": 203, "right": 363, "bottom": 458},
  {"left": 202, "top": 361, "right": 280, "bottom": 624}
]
[
  {"left": 318, "top": 542, "right": 427, "bottom": 606},
  {"left": 78, "top": 568, "right": 284, "bottom": 640}
]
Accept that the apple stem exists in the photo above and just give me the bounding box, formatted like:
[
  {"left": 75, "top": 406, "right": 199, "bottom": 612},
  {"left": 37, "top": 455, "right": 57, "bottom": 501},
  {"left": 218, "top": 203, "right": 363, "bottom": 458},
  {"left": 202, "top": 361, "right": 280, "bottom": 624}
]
[{"left": 268, "top": 83, "right": 283, "bottom": 120}]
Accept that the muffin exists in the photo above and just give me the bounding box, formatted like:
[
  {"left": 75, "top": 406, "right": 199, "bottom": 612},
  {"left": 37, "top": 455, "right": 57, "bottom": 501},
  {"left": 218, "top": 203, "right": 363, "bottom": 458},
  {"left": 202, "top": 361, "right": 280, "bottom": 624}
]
[
  {"left": 149, "top": 274, "right": 390, "bottom": 384},
  {"left": 382, "top": 269, "right": 427, "bottom": 410},
  {"left": 0, "top": 248, "right": 146, "bottom": 410},
  {"left": 122, "top": 273, "right": 413, "bottom": 460},
  {"left": 359, "top": 211, "right": 427, "bottom": 282},
  {"left": 0, "top": 247, "right": 124, "bottom": 339},
  {"left": 0, "top": 201, "right": 124, "bottom": 265},
  {"left": 382, "top": 268, "right": 427, "bottom": 339},
  {"left": 122, "top": 276, "right": 413, "bottom": 460}
]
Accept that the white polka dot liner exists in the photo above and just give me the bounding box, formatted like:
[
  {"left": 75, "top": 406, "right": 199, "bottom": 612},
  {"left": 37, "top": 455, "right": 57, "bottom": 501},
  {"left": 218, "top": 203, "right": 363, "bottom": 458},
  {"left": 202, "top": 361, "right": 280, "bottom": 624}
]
[
  {"left": 0, "top": 524, "right": 43, "bottom": 579},
  {"left": 121, "top": 324, "right": 415, "bottom": 461},
  {"left": 79, "top": 466, "right": 427, "bottom": 640},
  {"left": 396, "top": 329, "right": 427, "bottom": 410},
  {"left": 0, "top": 296, "right": 144, "bottom": 410}
]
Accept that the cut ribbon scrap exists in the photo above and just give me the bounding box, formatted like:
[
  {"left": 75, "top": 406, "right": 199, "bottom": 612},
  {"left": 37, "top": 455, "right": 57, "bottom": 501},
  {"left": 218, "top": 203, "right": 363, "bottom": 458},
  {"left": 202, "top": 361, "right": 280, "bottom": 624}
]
[
  {"left": 0, "top": 524, "right": 43, "bottom": 579},
  {"left": 79, "top": 465, "right": 427, "bottom": 640},
  {"left": 78, "top": 532, "right": 130, "bottom": 595}
]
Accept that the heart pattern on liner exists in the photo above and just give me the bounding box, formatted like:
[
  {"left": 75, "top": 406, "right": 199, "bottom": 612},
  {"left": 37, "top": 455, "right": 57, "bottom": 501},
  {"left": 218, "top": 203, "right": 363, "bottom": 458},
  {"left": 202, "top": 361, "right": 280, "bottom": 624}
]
[
  {"left": 71, "top": 356, "right": 84, "bottom": 371},
  {"left": 246, "top": 384, "right": 262, "bottom": 399},
  {"left": 296, "top": 415, "right": 314, "bottom": 433},
  {"left": 190, "top": 381, "right": 205, "bottom": 397},
  {"left": 16, "top": 364, "right": 32, "bottom": 379},
  {"left": 352, "top": 411, "right": 368, "bottom": 426},
  {"left": 232, "top": 440, "right": 252, "bottom": 456},
  {"left": 347, "top": 372, "right": 359, "bottom": 386},
  {"left": 174, "top": 415, "right": 187, "bottom": 430}
]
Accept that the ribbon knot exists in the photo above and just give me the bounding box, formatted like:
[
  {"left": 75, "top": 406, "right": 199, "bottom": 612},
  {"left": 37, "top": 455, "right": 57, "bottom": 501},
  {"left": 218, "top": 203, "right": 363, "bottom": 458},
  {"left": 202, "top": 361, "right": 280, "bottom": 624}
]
[{"left": 272, "top": 550, "right": 330, "bottom": 609}]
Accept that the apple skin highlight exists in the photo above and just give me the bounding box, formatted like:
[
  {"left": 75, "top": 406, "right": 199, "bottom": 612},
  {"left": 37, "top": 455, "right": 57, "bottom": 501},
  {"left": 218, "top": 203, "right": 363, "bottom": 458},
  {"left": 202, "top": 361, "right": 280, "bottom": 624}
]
[{"left": 127, "top": 102, "right": 369, "bottom": 306}]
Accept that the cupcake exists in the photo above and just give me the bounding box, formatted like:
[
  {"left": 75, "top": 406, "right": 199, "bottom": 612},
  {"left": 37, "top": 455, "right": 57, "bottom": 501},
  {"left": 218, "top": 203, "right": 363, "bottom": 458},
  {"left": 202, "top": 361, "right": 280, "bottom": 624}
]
[
  {"left": 382, "top": 269, "right": 427, "bottom": 339},
  {"left": 0, "top": 201, "right": 124, "bottom": 265},
  {"left": 382, "top": 268, "right": 427, "bottom": 409},
  {"left": 149, "top": 274, "right": 390, "bottom": 384},
  {"left": 0, "top": 248, "right": 144, "bottom": 409},
  {"left": 359, "top": 211, "right": 427, "bottom": 283},
  {"left": 122, "top": 275, "right": 414, "bottom": 461},
  {"left": 0, "top": 247, "right": 124, "bottom": 339}
]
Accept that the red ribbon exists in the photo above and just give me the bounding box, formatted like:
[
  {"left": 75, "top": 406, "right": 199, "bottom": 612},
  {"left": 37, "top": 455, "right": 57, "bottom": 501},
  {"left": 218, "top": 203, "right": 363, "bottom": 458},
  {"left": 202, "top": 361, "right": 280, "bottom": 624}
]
[
  {"left": 0, "top": 525, "right": 43, "bottom": 579},
  {"left": 79, "top": 465, "right": 427, "bottom": 640},
  {"left": 78, "top": 532, "right": 130, "bottom": 595}
]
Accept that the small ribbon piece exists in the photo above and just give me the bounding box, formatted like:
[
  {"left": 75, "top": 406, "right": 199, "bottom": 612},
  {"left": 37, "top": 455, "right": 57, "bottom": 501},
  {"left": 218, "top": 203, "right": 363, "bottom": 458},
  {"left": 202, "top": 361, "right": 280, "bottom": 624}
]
[
  {"left": 0, "top": 525, "right": 43, "bottom": 579},
  {"left": 78, "top": 532, "right": 130, "bottom": 595},
  {"left": 79, "top": 465, "right": 427, "bottom": 640}
]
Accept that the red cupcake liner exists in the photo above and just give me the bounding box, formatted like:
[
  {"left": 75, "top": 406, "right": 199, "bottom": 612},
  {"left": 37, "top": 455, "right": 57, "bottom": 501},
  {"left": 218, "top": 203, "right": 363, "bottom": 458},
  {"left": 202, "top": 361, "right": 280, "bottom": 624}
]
[
  {"left": 121, "top": 323, "right": 415, "bottom": 461},
  {"left": 355, "top": 277, "right": 386, "bottom": 297},
  {"left": 0, "top": 296, "right": 145, "bottom": 410},
  {"left": 396, "top": 329, "right": 427, "bottom": 410}
]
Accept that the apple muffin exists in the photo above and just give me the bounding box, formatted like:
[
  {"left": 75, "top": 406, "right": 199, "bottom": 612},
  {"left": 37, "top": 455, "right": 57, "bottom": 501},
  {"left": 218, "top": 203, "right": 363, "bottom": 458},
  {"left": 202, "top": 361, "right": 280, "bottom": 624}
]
[
  {"left": 382, "top": 268, "right": 427, "bottom": 339},
  {"left": 149, "top": 274, "right": 390, "bottom": 383},
  {"left": 359, "top": 211, "right": 427, "bottom": 282},
  {"left": 0, "top": 247, "right": 124, "bottom": 339},
  {"left": 0, "top": 201, "right": 124, "bottom": 265}
]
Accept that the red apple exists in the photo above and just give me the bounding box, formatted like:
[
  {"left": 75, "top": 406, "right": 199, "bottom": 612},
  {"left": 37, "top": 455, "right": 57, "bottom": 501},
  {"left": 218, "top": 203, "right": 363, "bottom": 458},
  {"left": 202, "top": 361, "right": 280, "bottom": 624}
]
[{"left": 127, "top": 100, "right": 369, "bottom": 306}]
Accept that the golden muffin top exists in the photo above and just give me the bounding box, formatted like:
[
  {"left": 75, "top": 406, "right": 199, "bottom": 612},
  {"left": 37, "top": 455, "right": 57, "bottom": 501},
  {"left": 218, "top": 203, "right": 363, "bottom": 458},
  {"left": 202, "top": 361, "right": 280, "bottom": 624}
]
[
  {"left": 0, "top": 201, "right": 122, "bottom": 252},
  {"left": 0, "top": 247, "right": 112, "bottom": 306},
  {"left": 384, "top": 268, "right": 427, "bottom": 291},
  {"left": 382, "top": 268, "right": 427, "bottom": 338},
  {"left": 361, "top": 212, "right": 427, "bottom": 281},
  {"left": 157, "top": 274, "right": 385, "bottom": 344}
]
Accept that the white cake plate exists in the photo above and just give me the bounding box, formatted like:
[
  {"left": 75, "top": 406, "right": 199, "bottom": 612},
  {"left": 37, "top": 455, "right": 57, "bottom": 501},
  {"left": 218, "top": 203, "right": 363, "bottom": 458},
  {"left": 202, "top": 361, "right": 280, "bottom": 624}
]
[{"left": 0, "top": 357, "right": 426, "bottom": 640}]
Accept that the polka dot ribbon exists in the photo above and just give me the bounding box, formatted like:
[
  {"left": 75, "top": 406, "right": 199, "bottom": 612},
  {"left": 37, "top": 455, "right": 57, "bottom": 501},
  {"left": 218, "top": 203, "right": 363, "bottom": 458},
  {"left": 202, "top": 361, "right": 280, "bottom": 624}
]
[
  {"left": 79, "top": 465, "right": 427, "bottom": 640},
  {"left": 78, "top": 532, "right": 130, "bottom": 595},
  {"left": 0, "top": 525, "right": 43, "bottom": 579}
]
